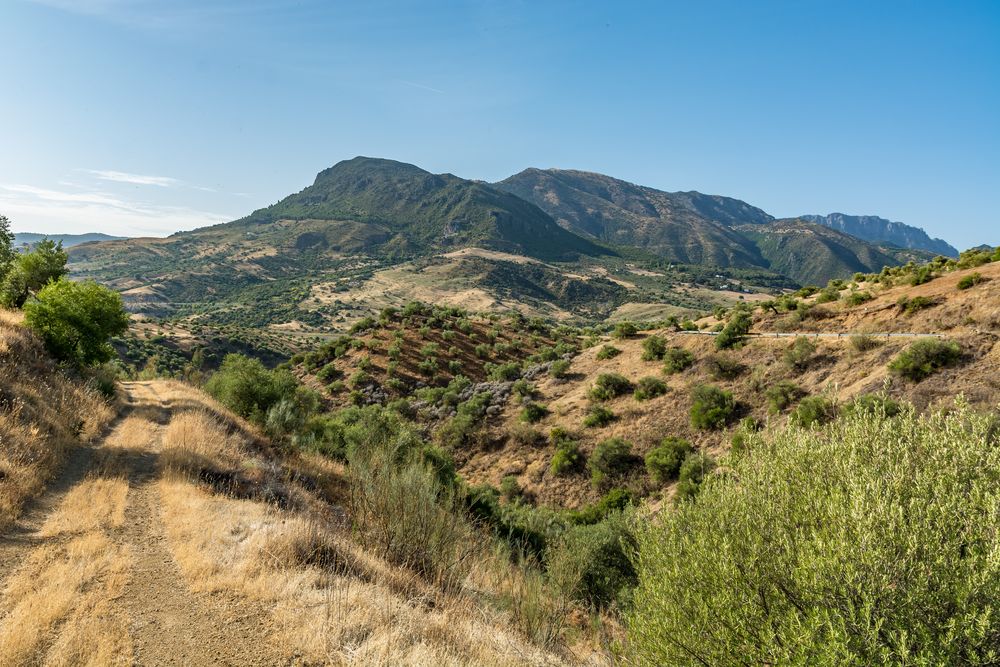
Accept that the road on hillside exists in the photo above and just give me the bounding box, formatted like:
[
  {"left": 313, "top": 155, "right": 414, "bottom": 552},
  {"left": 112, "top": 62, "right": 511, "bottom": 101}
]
[{"left": 0, "top": 382, "right": 280, "bottom": 667}]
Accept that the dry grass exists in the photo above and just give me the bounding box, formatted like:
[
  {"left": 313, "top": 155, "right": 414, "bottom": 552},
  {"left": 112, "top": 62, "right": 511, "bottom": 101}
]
[
  {"left": 157, "top": 400, "right": 576, "bottom": 665},
  {"left": 0, "top": 310, "right": 116, "bottom": 530}
]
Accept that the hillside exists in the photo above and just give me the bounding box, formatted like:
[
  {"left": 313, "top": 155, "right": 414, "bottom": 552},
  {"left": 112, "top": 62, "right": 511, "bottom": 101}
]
[
  {"left": 495, "top": 167, "right": 772, "bottom": 266},
  {"left": 737, "top": 218, "right": 937, "bottom": 285},
  {"left": 801, "top": 213, "right": 957, "bottom": 256},
  {"left": 0, "top": 315, "right": 597, "bottom": 664},
  {"left": 302, "top": 257, "right": 999, "bottom": 509}
]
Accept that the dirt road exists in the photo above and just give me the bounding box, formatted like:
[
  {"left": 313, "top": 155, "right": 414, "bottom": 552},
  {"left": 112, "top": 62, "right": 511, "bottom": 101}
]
[{"left": 0, "top": 382, "right": 283, "bottom": 666}]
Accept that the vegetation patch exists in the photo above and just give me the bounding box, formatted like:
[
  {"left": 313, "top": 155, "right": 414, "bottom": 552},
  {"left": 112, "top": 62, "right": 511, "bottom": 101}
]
[{"left": 888, "top": 338, "right": 962, "bottom": 381}]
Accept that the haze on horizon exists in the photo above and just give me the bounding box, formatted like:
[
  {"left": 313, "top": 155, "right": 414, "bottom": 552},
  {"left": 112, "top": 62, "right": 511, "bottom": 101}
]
[{"left": 1, "top": 0, "right": 997, "bottom": 249}]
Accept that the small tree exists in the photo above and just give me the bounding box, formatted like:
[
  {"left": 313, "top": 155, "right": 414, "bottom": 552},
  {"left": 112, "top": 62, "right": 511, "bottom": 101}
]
[
  {"left": 690, "top": 384, "right": 735, "bottom": 429},
  {"left": 645, "top": 436, "right": 693, "bottom": 484},
  {"left": 0, "top": 238, "right": 68, "bottom": 308},
  {"left": 590, "top": 437, "right": 634, "bottom": 485},
  {"left": 715, "top": 310, "right": 752, "bottom": 350},
  {"left": 23, "top": 279, "right": 128, "bottom": 366}
]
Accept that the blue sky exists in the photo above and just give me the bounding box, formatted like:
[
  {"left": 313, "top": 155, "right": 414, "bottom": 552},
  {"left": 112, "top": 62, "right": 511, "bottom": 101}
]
[{"left": 1, "top": 1, "right": 997, "bottom": 249}]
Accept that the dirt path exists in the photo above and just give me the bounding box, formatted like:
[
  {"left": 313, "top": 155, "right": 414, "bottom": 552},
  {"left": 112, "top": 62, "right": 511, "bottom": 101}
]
[{"left": 0, "top": 381, "right": 284, "bottom": 666}]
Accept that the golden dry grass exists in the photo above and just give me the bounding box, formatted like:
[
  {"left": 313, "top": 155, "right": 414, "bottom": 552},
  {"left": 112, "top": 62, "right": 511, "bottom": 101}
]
[
  {"left": 158, "top": 402, "right": 575, "bottom": 665},
  {"left": 0, "top": 310, "right": 116, "bottom": 530}
]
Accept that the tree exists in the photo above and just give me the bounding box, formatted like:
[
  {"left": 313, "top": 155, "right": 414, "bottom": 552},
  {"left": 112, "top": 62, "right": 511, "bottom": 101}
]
[
  {"left": 0, "top": 238, "right": 68, "bottom": 308},
  {"left": 23, "top": 279, "right": 128, "bottom": 366},
  {"left": 0, "top": 215, "right": 14, "bottom": 274}
]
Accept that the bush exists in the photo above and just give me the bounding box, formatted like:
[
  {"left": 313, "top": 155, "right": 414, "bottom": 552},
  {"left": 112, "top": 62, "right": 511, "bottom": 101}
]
[
  {"left": 641, "top": 335, "right": 667, "bottom": 361},
  {"left": 782, "top": 336, "right": 816, "bottom": 370},
  {"left": 551, "top": 440, "right": 585, "bottom": 476},
  {"left": 0, "top": 238, "right": 68, "bottom": 308},
  {"left": 589, "top": 437, "right": 634, "bottom": 485},
  {"left": 23, "top": 279, "right": 129, "bottom": 366},
  {"left": 766, "top": 380, "right": 804, "bottom": 413},
  {"left": 628, "top": 404, "right": 1000, "bottom": 665},
  {"left": 547, "top": 513, "right": 637, "bottom": 609},
  {"left": 845, "top": 392, "right": 902, "bottom": 418},
  {"left": 957, "top": 272, "right": 985, "bottom": 290},
  {"left": 704, "top": 353, "right": 744, "bottom": 380},
  {"left": 715, "top": 310, "right": 752, "bottom": 350},
  {"left": 690, "top": 385, "right": 735, "bottom": 430},
  {"left": 634, "top": 376, "right": 668, "bottom": 401},
  {"left": 583, "top": 405, "right": 616, "bottom": 428},
  {"left": 789, "top": 395, "right": 837, "bottom": 428},
  {"left": 845, "top": 290, "right": 874, "bottom": 306},
  {"left": 509, "top": 422, "right": 545, "bottom": 447},
  {"left": 815, "top": 286, "right": 841, "bottom": 304},
  {"left": 596, "top": 345, "right": 621, "bottom": 360},
  {"left": 909, "top": 266, "right": 935, "bottom": 286},
  {"left": 645, "top": 436, "right": 693, "bottom": 484},
  {"left": 675, "top": 451, "right": 716, "bottom": 501},
  {"left": 612, "top": 321, "right": 638, "bottom": 339},
  {"left": 662, "top": 347, "right": 695, "bottom": 374},
  {"left": 549, "top": 359, "right": 571, "bottom": 379},
  {"left": 520, "top": 402, "right": 550, "bottom": 423},
  {"left": 897, "top": 295, "right": 937, "bottom": 315},
  {"left": 589, "top": 373, "right": 633, "bottom": 401},
  {"left": 889, "top": 338, "right": 962, "bottom": 381},
  {"left": 849, "top": 333, "right": 881, "bottom": 352},
  {"left": 487, "top": 361, "right": 521, "bottom": 381},
  {"left": 205, "top": 353, "right": 299, "bottom": 422}
]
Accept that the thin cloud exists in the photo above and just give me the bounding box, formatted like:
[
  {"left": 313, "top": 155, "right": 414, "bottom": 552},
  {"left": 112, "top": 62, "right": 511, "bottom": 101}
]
[
  {"left": 397, "top": 79, "right": 445, "bottom": 94},
  {"left": 0, "top": 183, "right": 232, "bottom": 237},
  {"left": 84, "top": 169, "right": 180, "bottom": 187}
]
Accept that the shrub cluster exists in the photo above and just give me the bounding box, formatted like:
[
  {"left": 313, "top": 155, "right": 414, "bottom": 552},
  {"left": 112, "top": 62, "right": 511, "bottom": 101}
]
[
  {"left": 589, "top": 373, "right": 633, "bottom": 401},
  {"left": 888, "top": 338, "right": 962, "bottom": 381},
  {"left": 662, "top": 346, "right": 695, "bottom": 374},
  {"left": 690, "top": 384, "right": 735, "bottom": 430}
]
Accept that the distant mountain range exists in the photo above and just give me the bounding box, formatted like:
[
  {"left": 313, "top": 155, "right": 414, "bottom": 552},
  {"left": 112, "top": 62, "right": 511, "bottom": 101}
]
[
  {"left": 65, "top": 156, "right": 966, "bottom": 335},
  {"left": 799, "top": 213, "right": 957, "bottom": 257},
  {"left": 14, "top": 232, "right": 125, "bottom": 249}
]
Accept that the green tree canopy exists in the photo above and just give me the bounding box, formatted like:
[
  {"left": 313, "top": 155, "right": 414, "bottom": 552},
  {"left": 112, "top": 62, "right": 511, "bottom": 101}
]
[
  {"left": 24, "top": 278, "right": 128, "bottom": 366},
  {"left": 0, "top": 238, "right": 69, "bottom": 308}
]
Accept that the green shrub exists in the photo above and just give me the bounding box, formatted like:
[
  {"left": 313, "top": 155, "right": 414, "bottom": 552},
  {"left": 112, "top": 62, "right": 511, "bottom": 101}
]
[
  {"left": 766, "top": 380, "right": 804, "bottom": 413},
  {"left": 487, "top": 361, "right": 521, "bottom": 381},
  {"left": 511, "top": 379, "right": 536, "bottom": 399},
  {"left": 675, "top": 451, "right": 716, "bottom": 501},
  {"left": 520, "top": 402, "right": 550, "bottom": 424},
  {"left": 909, "top": 266, "right": 935, "bottom": 286},
  {"left": 845, "top": 290, "right": 874, "bottom": 306},
  {"left": 815, "top": 286, "right": 841, "bottom": 304},
  {"left": 205, "top": 353, "right": 299, "bottom": 423},
  {"left": 889, "top": 338, "right": 962, "bottom": 381},
  {"left": 715, "top": 310, "right": 752, "bottom": 350},
  {"left": 782, "top": 336, "right": 816, "bottom": 370},
  {"left": 634, "top": 376, "right": 668, "bottom": 401},
  {"left": 845, "top": 392, "right": 902, "bottom": 418},
  {"left": 500, "top": 475, "right": 522, "bottom": 501},
  {"left": 589, "top": 437, "right": 634, "bottom": 485},
  {"left": 509, "top": 423, "right": 545, "bottom": 447},
  {"left": 641, "top": 335, "right": 667, "bottom": 361},
  {"left": 612, "top": 321, "right": 638, "bottom": 339},
  {"left": 596, "top": 345, "right": 621, "bottom": 360},
  {"left": 551, "top": 440, "right": 585, "bottom": 476},
  {"left": 789, "top": 395, "right": 837, "bottom": 428},
  {"left": 349, "top": 316, "right": 377, "bottom": 334},
  {"left": 566, "top": 488, "right": 634, "bottom": 525},
  {"left": 0, "top": 238, "right": 68, "bottom": 308},
  {"left": 628, "top": 404, "right": 1000, "bottom": 665},
  {"left": 705, "top": 353, "right": 744, "bottom": 380},
  {"left": 549, "top": 359, "right": 571, "bottom": 379},
  {"left": 583, "top": 405, "right": 616, "bottom": 428},
  {"left": 645, "top": 436, "right": 693, "bottom": 484},
  {"left": 23, "top": 279, "right": 128, "bottom": 366},
  {"left": 316, "top": 362, "right": 342, "bottom": 382},
  {"left": 690, "top": 385, "right": 735, "bottom": 430},
  {"left": 547, "top": 513, "right": 637, "bottom": 609},
  {"left": 662, "top": 347, "right": 695, "bottom": 374},
  {"left": 897, "top": 295, "right": 937, "bottom": 315},
  {"left": 589, "top": 373, "right": 633, "bottom": 401},
  {"left": 957, "top": 272, "right": 985, "bottom": 290}
]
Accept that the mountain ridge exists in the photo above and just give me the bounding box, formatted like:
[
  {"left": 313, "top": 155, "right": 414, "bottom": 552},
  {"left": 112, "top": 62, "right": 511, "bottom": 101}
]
[{"left": 800, "top": 213, "right": 957, "bottom": 257}]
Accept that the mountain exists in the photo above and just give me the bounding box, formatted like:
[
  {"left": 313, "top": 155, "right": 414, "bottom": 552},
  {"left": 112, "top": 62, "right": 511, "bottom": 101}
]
[
  {"left": 494, "top": 168, "right": 772, "bottom": 266},
  {"left": 234, "top": 157, "right": 607, "bottom": 261},
  {"left": 800, "top": 213, "right": 957, "bottom": 257},
  {"left": 13, "top": 232, "right": 125, "bottom": 248},
  {"left": 737, "top": 219, "right": 937, "bottom": 286}
]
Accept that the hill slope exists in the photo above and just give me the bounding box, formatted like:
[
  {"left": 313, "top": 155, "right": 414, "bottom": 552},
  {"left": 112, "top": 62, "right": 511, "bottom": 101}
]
[
  {"left": 234, "top": 156, "right": 607, "bottom": 261},
  {"left": 801, "top": 213, "right": 957, "bottom": 257},
  {"left": 737, "top": 219, "right": 936, "bottom": 285},
  {"left": 495, "top": 168, "right": 771, "bottom": 266}
]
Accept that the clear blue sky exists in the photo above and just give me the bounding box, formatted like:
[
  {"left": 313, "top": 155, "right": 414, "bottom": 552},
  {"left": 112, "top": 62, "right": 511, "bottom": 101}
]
[{"left": 1, "top": 0, "right": 997, "bottom": 249}]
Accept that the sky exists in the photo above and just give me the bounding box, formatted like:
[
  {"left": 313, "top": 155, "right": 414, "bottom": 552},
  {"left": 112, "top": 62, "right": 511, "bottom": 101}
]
[{"left": 0, "top": 1, "right": 997, "bottom": 249}]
